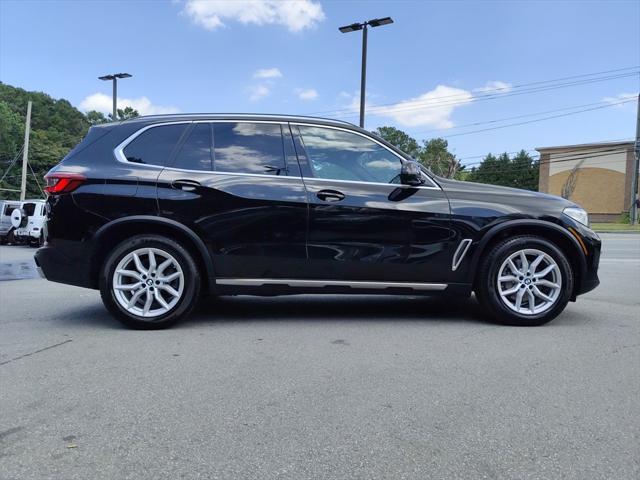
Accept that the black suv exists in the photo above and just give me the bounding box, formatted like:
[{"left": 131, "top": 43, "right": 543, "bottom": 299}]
[{"left": 35, "top": 114, "right": 601, "bottom": 329}]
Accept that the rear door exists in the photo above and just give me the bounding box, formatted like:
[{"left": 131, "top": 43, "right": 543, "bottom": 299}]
[
  {"left": 157, "top": 121, "right": 308, "bottom": 279},
  {"left": 292, "top": 123, "right": 453, "bottom": 284}
]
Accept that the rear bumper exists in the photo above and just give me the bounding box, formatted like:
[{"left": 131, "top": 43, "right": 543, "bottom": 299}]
[{"left": 34, "top": 240, "right": 95, "bottom": 289}]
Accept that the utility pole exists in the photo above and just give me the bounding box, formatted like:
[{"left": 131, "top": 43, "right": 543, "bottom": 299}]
[
  {"left": 20, "top": 100, "right": 32, "bottom": 201},
  {"left": 631, "top": 93, "right": 639, "bottom": 225}
]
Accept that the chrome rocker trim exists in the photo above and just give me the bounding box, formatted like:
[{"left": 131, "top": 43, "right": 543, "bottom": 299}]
[{"left": 216, "top": 278, "right": 448, "bottom": 291}]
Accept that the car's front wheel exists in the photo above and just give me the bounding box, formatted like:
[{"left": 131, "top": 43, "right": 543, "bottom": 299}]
[
  {"left": 100, "top": 235, "right": 201, "bottom": 329},
  {"left": 476, "top": 236, "right": 573, "bottom": 326}
]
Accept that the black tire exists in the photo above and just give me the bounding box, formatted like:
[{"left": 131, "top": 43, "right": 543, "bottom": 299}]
[
  {"left": 475, "top": 235, "right": 574, "bottom": 326},
  {"left": 99, "top": 235, "right": 201, "bottom": 329}
]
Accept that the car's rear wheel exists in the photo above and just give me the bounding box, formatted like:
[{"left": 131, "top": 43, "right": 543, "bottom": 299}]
[
  {"left": 476, "top": 236, "right": 573, "bottom": 326},
  {"left": 100, "top": 235, "right": 201, "bottom": 329}
]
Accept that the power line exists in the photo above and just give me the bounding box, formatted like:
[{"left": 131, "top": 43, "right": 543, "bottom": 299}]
[
  {"left": 306, "top": 67, "right": 639, "bottom": 118},
  {"left": 442, "top": 98, "right": 636, "bottom": 138},
  {"left": 412, "top": 99, "right": 636, "bottom": 135}
]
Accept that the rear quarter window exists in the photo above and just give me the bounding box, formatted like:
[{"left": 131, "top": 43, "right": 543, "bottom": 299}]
[{"left": 123, "top": 124, "right": 187, "bottom": 166}]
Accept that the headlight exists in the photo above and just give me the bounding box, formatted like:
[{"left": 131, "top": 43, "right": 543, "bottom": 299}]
[{"left": 563, "top": 206, "right": 589, "bottom": 226}]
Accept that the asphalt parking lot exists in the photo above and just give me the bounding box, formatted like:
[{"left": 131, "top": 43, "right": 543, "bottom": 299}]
[{"left": 0, "top": 234, "right": 638, "bottom": 480}]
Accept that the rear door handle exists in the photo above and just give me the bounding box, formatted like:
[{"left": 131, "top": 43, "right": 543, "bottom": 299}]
[
  {"left": 316, "top": 189, "right": 345, "bottom": 202},
  {"left": 171, "top": 179, "right": 201, "bottom": 192}
]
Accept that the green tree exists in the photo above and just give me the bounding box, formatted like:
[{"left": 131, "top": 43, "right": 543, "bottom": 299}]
[
  {"left": 418, "top": 138, "right": 464, "bottom": 179},
  {"left": 0, "top": 82, "right": 90, "bottom": 199},
  {"left": 467, "top": 150, "right": 539, "bottom": 190},
  {"left": 109, "top": 106, "right": 140, "bottom": 121},
  {"left": 372, "top": 126, "right": 421, "bottom": 158},
  {"left": 86, "top": 110, "right": 109, "bottom": 125}
]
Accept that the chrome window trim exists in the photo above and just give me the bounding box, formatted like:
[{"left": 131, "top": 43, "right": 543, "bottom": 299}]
[
  {"left": 216, "top": 278, "right": 447, "bottom": 291},
  {"left": 113, "top": 119, "right": 289, "bottom": 168},
  {"left": 290, "top": 122, "right": 440, "bottom": 190},
  {"left": 113, "top": 119, "right": 439, "bottom": 190},
  {"left": 451, "top": 238, "right": 473, "bottom": 271}
]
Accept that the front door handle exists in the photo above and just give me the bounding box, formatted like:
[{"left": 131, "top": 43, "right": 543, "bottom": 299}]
[
  {"left": 317, "top": 189, "right": 345, "bottom": 202},
  {"left": 171, "top": 179, "right": 201, "bottom": 192}
]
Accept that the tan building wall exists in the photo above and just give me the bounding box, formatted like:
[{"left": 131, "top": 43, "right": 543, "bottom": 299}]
[{"left": 537, "top": 142, "right": 635, "bottom": 223}]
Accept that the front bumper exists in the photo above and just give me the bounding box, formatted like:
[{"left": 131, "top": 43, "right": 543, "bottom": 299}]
[{"left": 573, "top": 224, "right": 601, "bottom": 296}]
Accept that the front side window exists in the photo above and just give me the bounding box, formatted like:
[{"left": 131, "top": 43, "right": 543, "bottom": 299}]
[
  {"left": 123, "top": 124, "right": 187, "bottom": 165},
  {"left": 172, "top": 123, "right": 212, "bottom": 171},
  {"left": 213, "top": 123, "right": 286, "bottom": 175},
  {"left": 298, "top": 126, "right": 402, "bottom": 183}
]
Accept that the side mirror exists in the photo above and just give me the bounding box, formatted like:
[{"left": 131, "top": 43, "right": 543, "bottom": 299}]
[{"left": 400, "top": 161, "right": 424, "bottom": 186}]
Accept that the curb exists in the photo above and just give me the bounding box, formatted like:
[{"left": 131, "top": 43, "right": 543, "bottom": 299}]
[{"left": 593, "top": 230, "right": 640, "bottom": 234}]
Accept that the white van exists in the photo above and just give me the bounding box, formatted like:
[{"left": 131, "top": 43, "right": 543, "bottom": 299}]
[{"left": 12, "top": 200, "right": 46, "bottom": 246}]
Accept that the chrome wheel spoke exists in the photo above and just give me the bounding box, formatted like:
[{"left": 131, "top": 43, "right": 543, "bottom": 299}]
[
  {"left": 142, "top": 290, "right": 153, "bottom": 315},
  {"left": 132, "top": 252, "right": 147, "bottom": 275},
  {"left": 154, "top": 290, "right": 169, "bottom": 309},
  {"left": 148, "top": 250, "right": 157, "bottom": 272},
  {"left": 158, "top": 284, "right": 180, "bottom": 299},
  {"left": 158, "top": 271, "right": 182, "bottom": 283},
  {"left": 529, "top": 253, "right": 544, "bottom": 274},
  {"left": 514, "top": 288, "right": 525, "bottom": 310},
  {"left": 532, "top": 286, "right": 553, "bottom": 303},
  {"left": 499, "top": 275, "right": 518, "bottom": 282},
  {"left": 534, "top": 265, "right": 555, "bottom": 279},
  {"left": 157, "top": 258, "right": 173, "bottom": 274},
  {"left": 501, "top": 285, "right": 520, "bottom": 296},
  {"left": 116, "top": 269, "right": 141, "bottom": 281},
  {"left": 519, "top": 251, "right": 529, "bottom": 272},
  {"left": 115, "top": 281, "right": 142, "bottom": 291},
  {"left": 537, "top": 279, "right": 560, "bottom": 289},
  {"left": 507, "top": 259, "right": 521, "bottom": 276},
  {"left": 527, "top": 290, "right": 536, "bottom": 314},
  {"left": 127, "top": 288, "right": 146, "bottom": 309}
]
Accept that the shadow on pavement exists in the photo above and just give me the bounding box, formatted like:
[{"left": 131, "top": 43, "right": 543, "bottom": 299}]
[{"left": 187, "top": 294, "right": 489, "bottom": 326}]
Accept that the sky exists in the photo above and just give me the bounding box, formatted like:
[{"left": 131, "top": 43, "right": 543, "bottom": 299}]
[{"left": 1, "top": 0, "right": 638, "bottom": 166}]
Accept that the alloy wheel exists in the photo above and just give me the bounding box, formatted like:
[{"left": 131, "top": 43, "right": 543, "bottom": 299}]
[
  {"left": 112, "top": 247, "right": 185, "bottom": 318},
  {"left": 497, "top": 248, "right": 562, "bottom": 315}
]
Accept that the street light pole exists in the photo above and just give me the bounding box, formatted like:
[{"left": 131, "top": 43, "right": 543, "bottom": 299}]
[
  {"left": 98, "top": 73, "right": 132, "bottom": 121},
  {"left": 359, "top": 24, "right": 368, "bottom": 129},
  {"left": 339, "top": 17, "right": 393, "bottom": 128}
]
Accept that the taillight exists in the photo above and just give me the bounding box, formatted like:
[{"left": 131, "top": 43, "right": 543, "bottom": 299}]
[{"left": 44, "top": 172, "right": 86, "bottom": 195}]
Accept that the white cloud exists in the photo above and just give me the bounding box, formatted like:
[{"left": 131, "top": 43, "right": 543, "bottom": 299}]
[
  {"left": 248, "top": 84, "right": 271, "bottom": 101},
  {"left": 474, "top": 80, "right": 513, "bottom": 94},
  {"left": 295, "top": 88, "right": 318, "bottom": 100},
  {"left": 254, "top": 67, "right": 282, "bottom": 79},
  {"left": 79, "top": 93, "right": 179, "bottom": 116},
  {"left": 183, "top": 0, "right": 325, "bottom": 32},
  {"left": 373, "top": 85, "right": 474, "bottom": 128},
  {"left": 602, "top": 92, "right": 637, "bottom": 107}
]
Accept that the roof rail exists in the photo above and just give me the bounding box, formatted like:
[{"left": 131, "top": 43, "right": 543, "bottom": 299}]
[{"left": 122, "top": 113, "right": 355, "bottom": 127}]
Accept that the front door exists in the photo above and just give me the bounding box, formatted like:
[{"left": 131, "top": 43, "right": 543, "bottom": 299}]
[
  {"left": 157, "top": 121, "right": 308, "bottom": 279},
  {"left": 292, "top": 124, "right": 453, "bottom": 284}
]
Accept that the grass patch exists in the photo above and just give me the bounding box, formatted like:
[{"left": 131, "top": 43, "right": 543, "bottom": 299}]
[{"left": 591, "top": 223, "right": 640, "bottom": 232}]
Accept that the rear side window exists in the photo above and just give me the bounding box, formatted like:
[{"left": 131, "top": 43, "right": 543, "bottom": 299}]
[
  {"left": 213, "top": 123, "right": 286, "bottom": 175},
  {"left": 172, "top": 124, "right": 213, "bottom": 171},
  {"left": 123, "top": 124, "right": 186, "bottom": 166}
]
